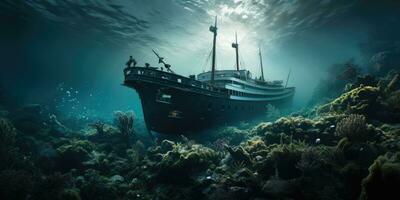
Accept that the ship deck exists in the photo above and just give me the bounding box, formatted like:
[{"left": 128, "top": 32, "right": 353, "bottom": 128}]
[
  {"left": 123, "top": 66, "right": 295, "bottom": 134},
  {"left": 124, "top": 66, "right": 295, "bottom": 101},
  {"left": 124, "top": 66, "right": 228, "bottom": 98}
]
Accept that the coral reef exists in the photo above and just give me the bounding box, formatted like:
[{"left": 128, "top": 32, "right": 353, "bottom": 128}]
[
  {"left": 156, "top": 142, "right": 220, "bottom": 183},
  {"left": 0, "top": 71, "right": 399, "bottom": 200},
  {"left": 360, "top": 153, "right": 400, "bottom": 200}
]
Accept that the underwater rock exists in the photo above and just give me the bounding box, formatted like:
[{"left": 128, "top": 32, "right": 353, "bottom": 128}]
[
  {"left": 345, "top": 74, "right": 379, "bottom": 93},
  {"left": 29, "top": 172, "right": 72, "bottom": 200},
  {"left": 378, "top": 124, "right": 400, "bottom": 152},
  {"left": 336, "top": 138, "right": 378, "bottom": 166},
  {"left": 56, "top": 140, "right": 96, "bottom": 172},
  {"left": 109, "top": 175, "right": 124, "bottom": 184},
  {"left": 296, "top": 146, "right": 335, "bottom": 177},
  {"left": 232, "top": 167, "right": 260, "bottom": 190},
  {"left": 48, "top": 113, "right": 69, "bottom": 134},
  {"left": 88, "top": 121, "right": 105, "bottom": 136},
  {"left": 386, "top": 73, "right": 399, "bottom": 92},
  {"left": 261, "top": 177, "right": 298, "bottom": 198},
  {"left": 267, "top": 143, "right": 305, "bottom": 180},
  {"left": 386, "top": 89, "right": 400, "bottom": 110},
  {"left": 36, "top": 142, "right": 58, "bottom": 173},
  {"left": 11, "top": 104, "right": 50, "bottom": 135},
  {"left": 225, "top": 145, "right": 253, "bottom": 166},
  {"left": 79, "top": 169, "right": 119, "bottom": 200},
  {"left": 317, "top": 86, "right": 381, "bottom": 117},
  {"left": 212, "top": 126, "right": 250, "bottom": 146},
  {"left": 160, "top": 139, "right": 175, "bottom": 152},
  {"left": 82, "top": 150, "right": 111, "bottom": 173},
  {"left": 360, "top": 152, "right": 400, "bottom": 200}
]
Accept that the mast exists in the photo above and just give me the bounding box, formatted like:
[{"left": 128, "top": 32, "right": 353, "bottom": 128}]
[
  {"left": 258, "top": 47, "right": 265, "bottom": 81},
  {"left": 285, "top": 68, "right": 292, "bottom": 88},
  {"left": 209, "top": 16, "right": 218, "bottom": 84},
  {"left": 232, "top": 32, "right": 239, "bottom": 71}
]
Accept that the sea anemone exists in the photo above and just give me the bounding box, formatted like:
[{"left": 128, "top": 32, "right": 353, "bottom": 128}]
[{"left": 335, "top": 114, "right": 367, "bottom": 142}]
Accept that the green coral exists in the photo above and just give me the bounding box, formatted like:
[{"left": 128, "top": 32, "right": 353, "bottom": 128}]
[
  {"left": 157, "top": 142, "right": 219, "bottom": 183},
  {"left": 360, "top": 153, "right": 400, "bottom": 200},
  {"left": 317, "top": 86, "right": 380, "bottom": 115},
  {"left": 242, "top": 136, "right": 268, "bottom": 155},
  {"left": 254, "top": 115, "right": 341, "bottom": 146}
]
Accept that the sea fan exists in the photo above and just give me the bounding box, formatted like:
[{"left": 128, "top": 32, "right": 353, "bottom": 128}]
[{"left": 114, "top": 111, "right": 135, "bottom": 145}]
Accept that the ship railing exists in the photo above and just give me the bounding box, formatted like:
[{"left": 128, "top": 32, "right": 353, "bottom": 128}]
[{"left": 124, "top": 66, "right": 218, "bottom": 92}]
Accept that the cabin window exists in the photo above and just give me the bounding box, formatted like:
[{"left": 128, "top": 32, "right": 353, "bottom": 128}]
[
  {"left": 177, "top": 78, "right": 182, "bottom": 83},
  {"left": 156, "top": 89, "right": 172, "bottom": 104}
]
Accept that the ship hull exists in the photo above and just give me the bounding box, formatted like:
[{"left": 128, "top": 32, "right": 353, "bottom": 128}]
[{"left": 126, "top": 80, "right": 292, "bottom": 134}]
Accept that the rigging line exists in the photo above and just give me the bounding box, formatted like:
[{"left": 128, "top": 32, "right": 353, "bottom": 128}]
[
  {"left": 239, "top": 53, "right": 246, "bottom": 70},
  {"left": 201, "top": 48, "right": 213, "bottom": 72}
]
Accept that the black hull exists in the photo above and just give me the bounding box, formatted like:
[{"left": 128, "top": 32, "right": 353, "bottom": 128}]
[{"left": 125, "top": 81, "right": 293, "bottom": 134}]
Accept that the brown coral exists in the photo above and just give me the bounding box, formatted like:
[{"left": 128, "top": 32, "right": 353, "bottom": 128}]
[{"left": 335, "top": 114, "right": 367, "bottom": 142}]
